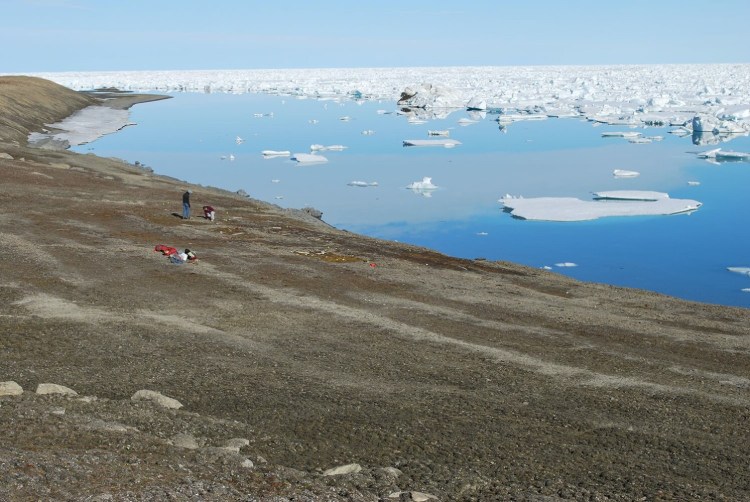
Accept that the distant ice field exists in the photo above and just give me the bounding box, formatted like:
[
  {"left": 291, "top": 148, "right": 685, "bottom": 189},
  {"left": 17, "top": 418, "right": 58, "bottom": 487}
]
[{"left": 71, "top": 91, "right": 750, "bottom": 308}]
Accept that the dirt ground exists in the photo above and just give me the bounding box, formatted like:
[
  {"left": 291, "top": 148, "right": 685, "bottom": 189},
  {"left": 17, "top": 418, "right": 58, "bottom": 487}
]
[{"left": 1, "top": 77, "right": 749, "bottom": 501}]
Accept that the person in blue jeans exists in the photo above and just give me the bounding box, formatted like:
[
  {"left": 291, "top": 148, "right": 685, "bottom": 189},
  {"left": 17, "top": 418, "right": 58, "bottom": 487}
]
[{"left": 182, "top": 190, "right": 192, "bottom": 219}]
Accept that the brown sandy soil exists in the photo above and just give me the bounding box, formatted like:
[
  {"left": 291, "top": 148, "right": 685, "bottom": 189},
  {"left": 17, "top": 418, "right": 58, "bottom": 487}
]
[{"left": 1, "top": 77, "right": 749, "bottom": 501}]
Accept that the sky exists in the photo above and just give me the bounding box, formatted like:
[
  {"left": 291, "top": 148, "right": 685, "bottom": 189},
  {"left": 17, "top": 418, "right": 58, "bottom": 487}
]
[{"left": 3, "top": 0, "right": 749, "bottom": 73}]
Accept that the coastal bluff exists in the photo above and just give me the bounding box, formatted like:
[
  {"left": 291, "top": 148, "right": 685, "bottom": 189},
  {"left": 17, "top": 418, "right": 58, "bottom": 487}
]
[{"left": 1, "top": 76, "right": 749, "bottom": 501}]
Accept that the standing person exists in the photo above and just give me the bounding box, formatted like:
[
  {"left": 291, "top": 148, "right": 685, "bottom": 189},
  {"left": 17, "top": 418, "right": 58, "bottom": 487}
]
[{"left": 182, "top": 190, "right": 192, "bottom": 219}]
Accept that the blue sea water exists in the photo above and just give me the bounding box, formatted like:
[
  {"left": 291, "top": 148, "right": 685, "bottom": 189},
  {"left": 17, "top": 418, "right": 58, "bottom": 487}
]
[{"left": 73, "top": 92, "right": 750, "bottom": 308}]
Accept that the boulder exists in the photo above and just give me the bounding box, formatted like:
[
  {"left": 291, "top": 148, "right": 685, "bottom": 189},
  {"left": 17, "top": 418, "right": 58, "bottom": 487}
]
[
  {"left": 130, "top": 389, "right": 183, "bottom": 409},
  {"left": 323, "top": 463, "right": 362, "bottom": 476},
  {"left": 36, "top": 383, "right": 78, "bottom": 396},
  {"left": 0, "top": 381, "right": 23, "bottom": 396}
]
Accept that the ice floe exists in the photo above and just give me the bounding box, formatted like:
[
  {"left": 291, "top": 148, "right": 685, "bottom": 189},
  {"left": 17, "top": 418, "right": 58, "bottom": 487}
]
[
  {"left": 427, "top": 130, "right": 450, "bottom": 136},
  {"left": 347, "top": 181, "right": 378, "bottom": 187},
  {"left": 291, "top": 153, "right": 328, "bottom": 163},
  {"left": 601, "top": 131, "right": 642, "bottom": 138},
  {"left": 403, "top": 138, "right": 461, "bottom": 148},
  {"left": 310, "top": 144, "right": 347, "bottom": 151},
  {"left": 262, "top": 150, "right": 291, "bottom": 157},
  {"left": 499, "top": 193, "right": 702, "bottom": 222},
  {"left": 555, "top": 262, "right": 578, "bottom": 268},
  {"left": 727, "top": 267, "right": 750, "bottom": 276},
  {"left": 25, "top": 65, "right": 750, "bottom": 138},
  {"left": 612, "top": 169, "right": 640, "bottom": 178}
]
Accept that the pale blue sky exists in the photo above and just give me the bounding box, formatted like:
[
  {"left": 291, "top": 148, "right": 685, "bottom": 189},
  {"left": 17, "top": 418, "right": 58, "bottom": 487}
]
[{"left": 3, "top": 0, "right": 748, "bottom": 73}]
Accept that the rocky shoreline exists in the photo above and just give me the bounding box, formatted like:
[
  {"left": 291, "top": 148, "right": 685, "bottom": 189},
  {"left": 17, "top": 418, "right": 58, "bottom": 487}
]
[{"left": 2, "top": 76, "right": 750, "bottom": 501}]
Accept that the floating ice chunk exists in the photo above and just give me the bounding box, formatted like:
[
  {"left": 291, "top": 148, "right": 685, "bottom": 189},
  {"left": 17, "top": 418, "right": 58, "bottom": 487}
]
[
  {"left": 403, "top": 138, "right": 461, "bottom": 148},
  {"left": 727, "top": 267, "right": 750, "bottom": 276},
  {"left": 262, "top": 150, "right": 291, "bottom": 157},
  {"left": 271, "top": 179, "right": 280, "bottom": 183},
  {"left": 687, "top": 181, "right": 701, "bottom": 186},
  {"left": 466, "top": 97, "right": 487, "bottom": 111},
  {"left": 229, "top": 154, "right": 235, "bottom": 161},
  {"left": 716, "top": 150, "right": 750, "bottom": 160},
  {"left": 361, "top": 130, "right": 375, "bottom": 135},
  {"left": 457, "top": 118, "right": 478, "bottom": 126},
  {"left": 499, "top": 195, "right": 702, "bottom": 222},
  {"left": 697, "top": 148, "right": 721, "bottom": 158},
  {"left": 406, "top": 177, "right": 438, "bottom": 197},
  {"left": 311, "top": 144, "right": 348, "bottom": 151},
  {"left": 629, "top": 137, "right": 652, "bottom": 144},
  {"left": 476, "top": 232, "right": 488, "bottom": 236},
  {"left": 542, "top": 266, "right": 553, "bottom": 270},
  {"left": 291, "top": 153, "right": 328, "bottom": 163},
  {"left": 347, "top": 180, "right": 378, "bottom": 187},
  {"left": 601, "top": 131, "right": 643, "bottom": 138},
  {"left": 427, "top": 130, "right": 450, "bottom": 136},
  {"left": 376, "top": 109, "right": 388, "bottom": 114},
  {"left": 555, "top": 262, "right": 578, "bottom": 268},
  {"left": 407, "top": 177, "right": 437, "bottom": 190},
  {"left": 613, "top": 169, "right": 640, "bottom": 178},
  {"left": 592, "top": 190, "right": 669, "bottom": 201},
  {"left": 339, "top": 116, "right": 351, "bottom": 121},
  {"left": 236, "top": 136, "right": 244, "bottom": 144},
  {"left": 743, "top": 288, "right": 750, "bottom": 293},
  {"left": 309, "top": 119, "right": 319, "bottom": 124}
]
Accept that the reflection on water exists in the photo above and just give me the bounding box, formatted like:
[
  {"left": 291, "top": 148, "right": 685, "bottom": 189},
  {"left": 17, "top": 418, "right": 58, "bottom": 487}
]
[{"left": 74, "top": 93, "right": 750, "bottom": 308}]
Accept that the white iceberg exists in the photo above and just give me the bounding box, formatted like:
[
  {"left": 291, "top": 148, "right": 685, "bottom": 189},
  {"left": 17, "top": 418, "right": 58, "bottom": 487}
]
[
  {"left": 613, "top": 169, "right": 640, "bottom": 178},
  {"left": 427, "top": 130, "right": 450, "bottom": 136},
  {"left": 403, "top": 138, "right": 461, "bottom": 148},
  {"left": 555, "top": 262, "right": 578, "bottom": 268},
  {"left": 347, "top": 181, "right": 378, "bottom": 187},
  {"left": 236, "top": 136, "right": 244, "bottom": 144},
  {"left": 291, "top": 153, "right": 328, "bottom": 163},
  {"left": 406, "top": 177, "right": 438, "bottom": 197}
]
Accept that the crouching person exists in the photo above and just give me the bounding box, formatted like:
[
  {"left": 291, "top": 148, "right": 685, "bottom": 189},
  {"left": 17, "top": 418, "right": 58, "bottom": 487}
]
[{"left": 203, "top": 205, "right": 215, "bottom": 221}]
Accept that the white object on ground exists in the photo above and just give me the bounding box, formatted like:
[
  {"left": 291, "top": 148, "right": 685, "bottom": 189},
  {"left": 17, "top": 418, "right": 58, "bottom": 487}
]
[
  {"left": 292, "top": 153, "right": 328, "bottom": 163},
  {"left": 613, "top": 169, "right": 640, "bottom": 178},
  {"left": 27, "top": 105, "right": 132, "bottom": 146},
  {"left": 403, "top": 138, "right": 461, "bottom": 147}
]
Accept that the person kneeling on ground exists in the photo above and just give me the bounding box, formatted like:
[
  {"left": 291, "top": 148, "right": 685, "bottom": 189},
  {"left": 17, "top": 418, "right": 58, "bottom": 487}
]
[
  {"left": 169, "top": 249, "right": 197, "bottom": 264},
  {"left": 203, "top": 205, "right": 215, "bottom": 221}
]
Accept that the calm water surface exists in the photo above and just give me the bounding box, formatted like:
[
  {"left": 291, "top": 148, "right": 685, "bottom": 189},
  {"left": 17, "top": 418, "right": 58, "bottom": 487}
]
[{"left": 74, "top": 92, "right": 750, "bottom": 308}]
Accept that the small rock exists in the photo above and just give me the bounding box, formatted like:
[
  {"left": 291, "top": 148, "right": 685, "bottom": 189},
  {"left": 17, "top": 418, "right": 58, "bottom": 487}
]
[
  {"left": 130, "top": 389, "right": 183, "bottom": 409},
  {"left": 171, "top": 433, "right": 200, "bottom": 449},
  {"left": 36, "top": 383, "right": 78, "bottom": 396},
  {"left": 0, "top": 381, "right": 23, "bottom": 396},
  {"left": 0, "top": 152, "right": 13, "bottom": 160},
  {"left": 222, "top": 437, "right": 250, "bottom": 451},
  {"left": 377, "top": 466, "right": 403, "bottom": 478},
  {"left": 323, "top": 463, "right": 362, "bottom": 476},
  {"left": 50, "top": 162, "right": 70, "bottom": 169},
  {"left": 241, "top": 459, "right": 254, "bottom": 469}
]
